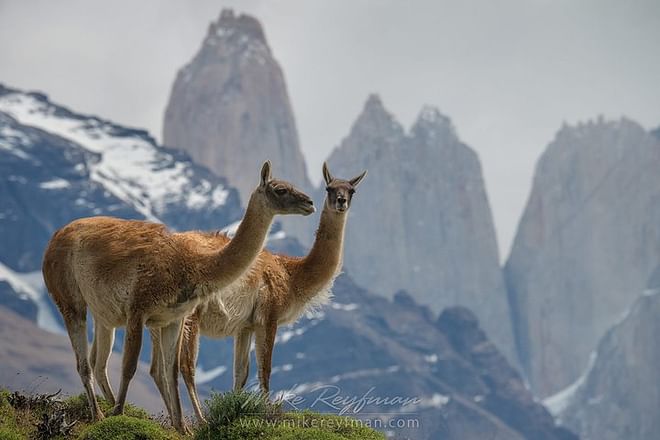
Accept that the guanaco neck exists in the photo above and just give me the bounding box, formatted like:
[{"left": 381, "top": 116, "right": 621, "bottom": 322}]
[
  {"left": 291, "top": 203, "right": 348, "bottom": 299},
  {"left": 201, "top": 192, "right": 273, "bottom": 289}
]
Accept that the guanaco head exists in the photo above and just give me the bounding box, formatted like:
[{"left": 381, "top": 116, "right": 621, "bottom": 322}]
[
  {"left": 255, "top": 161, "right": 315, "bottom": 216},
  {"left": 322, "top": 162, "right": 367, "bottom": 213}
]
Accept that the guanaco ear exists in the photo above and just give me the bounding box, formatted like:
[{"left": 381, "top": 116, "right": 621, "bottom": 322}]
[
  {"left": 349, "top": 170, "right": 367, "bottom": 188},
  {"left": 322, "top": 162, "right": 334, "bottom": 186},
  {"left": 260, "top": 160, "right": 272, "bottom": 187}
]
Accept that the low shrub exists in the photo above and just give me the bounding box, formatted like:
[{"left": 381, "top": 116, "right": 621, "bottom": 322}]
[{"left": 77, "top": 415, "right": 177, "bottom": 440}]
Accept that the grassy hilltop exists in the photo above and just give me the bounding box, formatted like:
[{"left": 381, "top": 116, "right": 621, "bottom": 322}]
[{"left": 0, "top": 389, "right": 384, "bottom": 440}]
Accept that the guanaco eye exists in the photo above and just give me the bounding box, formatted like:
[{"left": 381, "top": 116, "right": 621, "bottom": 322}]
[
  {"left": 325, "top": 186, "right": 331, "bottom": 192},
  {"left": 349, "top": 189, "right": 356, "bottom": 195},
  {"left": 275, "top": 188, "right": 287, "bottom": 195}
]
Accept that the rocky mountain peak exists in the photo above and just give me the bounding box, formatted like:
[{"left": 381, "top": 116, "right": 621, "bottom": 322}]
[
  {"left": 506, "top": 116, "right": 660, "bottom": 396},
  {"left": 163, "top": 9, "right": 310, "bottom": 208},
  {"left": 204, "top": 9, "right": 269, "bottom": 53},
  {"left": 411, "top": 105, "right": 454, "bottom": 140},
  {"left": 550, "top": 116, "right": 645, "bottom": 157},
  {"left": 324, "top": 94, "right": 516, "bottom": 364},
  {"left": 349, "top": 93, "right": 404, "bottom": 140}
]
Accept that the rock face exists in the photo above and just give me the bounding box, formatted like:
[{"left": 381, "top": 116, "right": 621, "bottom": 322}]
[
  {"left": 0, "top": 84, "right": 242, "bottom": 330},
  {"left": 321, "top": 95, "right": 515, "bottom": 361},
  {"left": 548, "top": 281, "right": 660, "bottom": 440},
  {"left": 505, "top": 118, "right": 660, "bottom": 396},
  {"left": 163, "top": 9, "right": 310, "bottom": 206}
]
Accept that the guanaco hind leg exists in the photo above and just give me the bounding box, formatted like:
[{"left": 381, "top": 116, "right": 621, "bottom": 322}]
[
  {"left": 180, "top": 317, "right": 206, "bottom": 423},
  {"left": 63, "top": 311, "right": 104, "bottom": 421},
  {"left": 113, "top": 314, "right": 144, "bottom": 416},
  {"left": 91, "top": 320, "right": 116, "bottom": 404}
]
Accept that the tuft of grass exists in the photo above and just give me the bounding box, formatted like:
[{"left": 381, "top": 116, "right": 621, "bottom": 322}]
[
  {"left": 0, "top": 428, "right": 24, "bottom": 440},
  {"left": 63, "top": 395, "right": 149, "bottom": 423},
  {"left": 78, "top": 415, "right": 178, "bottom": 440},
  {"left": 0, "top": 389, "right": 45, "bottom": 439},
  {"left": 205, "top": 390, "right": 282, "bottom": 429},
  {"left": 0, "top": 393, "right": 23, "bottom": 440},
  {"left": 195, "top": 391, "right": 384, "bottom": 440}
]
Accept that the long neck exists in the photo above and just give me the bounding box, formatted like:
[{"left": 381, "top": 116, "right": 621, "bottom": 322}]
[
  {"left": 292, "top": 204, "right": 347, "bottom": 299},
  {"left": 203, "top": 194, "right": 273, "bottom": 288}
]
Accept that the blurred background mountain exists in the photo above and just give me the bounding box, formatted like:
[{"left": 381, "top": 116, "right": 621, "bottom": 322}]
[{"left": 1, "top": 4, "right": 659, "bottom": 440}]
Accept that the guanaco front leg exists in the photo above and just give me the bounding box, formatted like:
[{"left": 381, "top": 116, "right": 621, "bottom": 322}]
[
  {"left": 180, "top": 315, "right": 206, "bottom": 424},
  {"left": 233, "top": 327, "right": 253, "bottom": 390},
  {"left": 254, "top": 320, "right": 277, "bottom": 396}
]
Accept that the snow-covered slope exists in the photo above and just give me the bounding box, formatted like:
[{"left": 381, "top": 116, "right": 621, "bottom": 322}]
[{"left": 0, "top": 84, "right": 241, "bottom": 229}]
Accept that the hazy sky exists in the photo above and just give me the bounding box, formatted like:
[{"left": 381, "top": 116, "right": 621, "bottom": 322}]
[{"left": 1, "top": 0, "right": 658, "bottom": 257}]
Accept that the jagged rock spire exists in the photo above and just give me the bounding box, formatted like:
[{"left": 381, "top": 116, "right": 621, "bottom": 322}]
[{"left": 163, "top": 10, "right": 310, "bottom": 207}]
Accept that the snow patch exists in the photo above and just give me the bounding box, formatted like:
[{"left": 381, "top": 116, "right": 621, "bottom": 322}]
[
  {"left": 40, "top": 178, "right": 70, "bottom": 190},
  {"left": 643, "top": 288, "right": 659, "bottom": 297},
  {"left": 268, "top": 230, "right": 286, "bottom": 241},
  {"left": 0, "top": 261, "right": 64, "bottom": 334},
  {"left": 221, "top": 220, "right": 241, "bottom": 238},
  {"left": 196, "top": 364, "right": 227, "bottom": 385},
  {"left": 0, "top": 124, "right": 31, "bottom": 159},
  {"left": 543, "top": 351, "right": 598, "bottom": 417},
  {"left": 424, "top": 354, "right": 438, "bottom": 363},
  {"left": 271, "top": 364, "right": 293, "bottom": 375},
  {"left": 276, "top": 326, "right": 306, "bottom": 344},
  {"left": 428, "top": 393, "right": 450, "bottom": 408},
  {"left": 331, "top": 302, "right": 358, "bottom": 312},
  {"left": 0, "top": 140, "right": 30, "bottom": 159},
  {"left": 211, "top": 186, "right": 229, "bottom": 206}
]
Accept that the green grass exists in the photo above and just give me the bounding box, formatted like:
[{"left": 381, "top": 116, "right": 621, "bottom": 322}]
[
  {"left": 195, "top": 391, "right": 384, "bottom": 440},
  {"left": 63, "top": 394, "right": 150, "bottom": 422},
  {"left": 0, "top": 389, "right": 383, "bottom": 440},
  {"left": 0, "top": 389, "right": 179, "bottom": 440},
  {"left": 78, "top": 415, "right": 178, "bottom": 440},
  {"left": 0, "top": 389, "right": 32, "bottom": 439}
]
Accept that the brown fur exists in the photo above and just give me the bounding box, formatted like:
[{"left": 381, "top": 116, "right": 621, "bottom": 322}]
[{"left": 43, "top": 161, "right": 314, "bottom": 434}]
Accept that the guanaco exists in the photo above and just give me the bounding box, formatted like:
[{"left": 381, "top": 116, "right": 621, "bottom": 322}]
[
  {"left": 160, "top": 162, "right": 365, "bottom": 422},
  {"left": 42, "top": 161, "right": 314, "bottom": 433}
]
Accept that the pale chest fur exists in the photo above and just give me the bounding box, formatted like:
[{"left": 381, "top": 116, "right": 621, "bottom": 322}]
[
  {"left": 277, "top": 282, "right": 334, "bottom": 326},
  {"left": 198, "top": 272, "right": 261, "bottom": 337}
]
